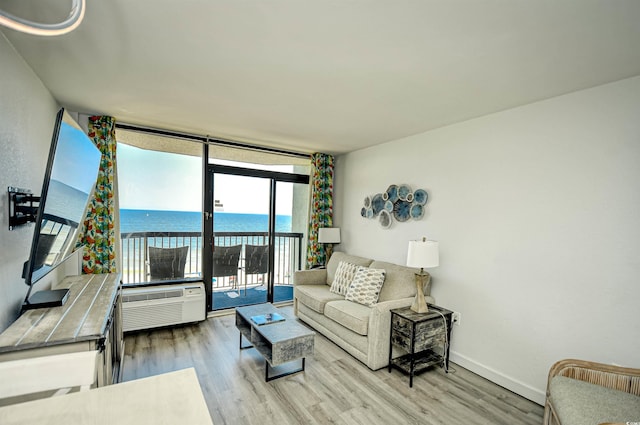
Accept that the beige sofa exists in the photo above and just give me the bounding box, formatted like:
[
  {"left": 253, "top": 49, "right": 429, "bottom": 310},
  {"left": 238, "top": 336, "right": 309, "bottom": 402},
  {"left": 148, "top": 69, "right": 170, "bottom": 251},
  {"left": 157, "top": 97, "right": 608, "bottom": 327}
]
[{"left": 293, "top": 252, "right": 434, "bottom": 370}]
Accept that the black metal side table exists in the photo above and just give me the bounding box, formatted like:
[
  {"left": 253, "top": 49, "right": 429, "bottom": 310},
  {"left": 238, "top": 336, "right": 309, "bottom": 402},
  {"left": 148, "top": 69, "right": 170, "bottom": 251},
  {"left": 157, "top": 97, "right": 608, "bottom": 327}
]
[{"left": 388, "top": 304, "right": 453, "bottom": 387}]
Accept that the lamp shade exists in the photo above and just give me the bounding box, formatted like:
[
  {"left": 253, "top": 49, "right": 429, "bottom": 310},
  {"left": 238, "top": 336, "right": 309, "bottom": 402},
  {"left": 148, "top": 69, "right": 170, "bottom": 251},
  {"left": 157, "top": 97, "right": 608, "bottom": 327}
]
[
  {"left": 318, "top": 227, "right": 341, "bottom": 244},
  {"left": 407, "top": 239, "right": 439, "bottom": 269}
]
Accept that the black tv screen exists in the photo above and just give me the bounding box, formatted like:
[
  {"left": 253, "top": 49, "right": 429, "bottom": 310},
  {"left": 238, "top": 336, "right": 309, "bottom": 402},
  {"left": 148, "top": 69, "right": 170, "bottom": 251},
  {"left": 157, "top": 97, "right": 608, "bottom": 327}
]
[{"left": 24, "top": 108, "right": 101, "bottom": 289}]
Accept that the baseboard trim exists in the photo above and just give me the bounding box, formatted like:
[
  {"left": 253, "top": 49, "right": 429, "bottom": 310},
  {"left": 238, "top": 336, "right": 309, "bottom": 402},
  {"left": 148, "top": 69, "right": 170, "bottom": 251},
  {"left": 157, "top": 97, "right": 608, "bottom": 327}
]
[{"left": 449, "top": 351, "right": 546, "bottom": 405}]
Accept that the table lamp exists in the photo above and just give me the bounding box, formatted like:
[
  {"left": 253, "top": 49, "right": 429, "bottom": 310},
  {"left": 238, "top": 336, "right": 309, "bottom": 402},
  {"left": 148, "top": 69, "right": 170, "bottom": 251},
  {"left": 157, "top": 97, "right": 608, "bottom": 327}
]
[
  {"left": 406, "top": 237, "right": 439, "bottom": 313},
  {"left": 318, "top": 227, "right": 341, "bottom": 265}
]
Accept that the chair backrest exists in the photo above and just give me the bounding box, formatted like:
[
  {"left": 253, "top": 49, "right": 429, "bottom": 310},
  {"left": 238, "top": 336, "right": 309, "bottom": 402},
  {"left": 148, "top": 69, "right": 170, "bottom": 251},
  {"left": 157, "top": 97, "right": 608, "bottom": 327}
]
[
  {"left": 0, "top": 350, "right": 98, "bottom": 400},
  {"left": 148, "top": 246, "right": 189, "bottom": 280},
  {"left": 244, "top": 244, "right": 269, "bottom": 275},
  {"left": 213, "top": 244, "right": 242, "bottom": 278}
]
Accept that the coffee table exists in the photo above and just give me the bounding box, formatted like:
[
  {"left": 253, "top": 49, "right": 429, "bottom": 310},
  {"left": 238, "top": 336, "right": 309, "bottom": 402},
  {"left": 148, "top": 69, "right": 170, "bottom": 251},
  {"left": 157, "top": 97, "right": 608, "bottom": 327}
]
[{"left": 235, "top": 303, "right": 315, "bottom": 381}]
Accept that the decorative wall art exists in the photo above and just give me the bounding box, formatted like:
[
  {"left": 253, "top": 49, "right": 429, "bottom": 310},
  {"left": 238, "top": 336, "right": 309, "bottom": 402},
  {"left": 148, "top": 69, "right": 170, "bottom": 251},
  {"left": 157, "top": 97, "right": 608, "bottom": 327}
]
[{"left": 361, "top": 185, "right": 429, "bottom": 228}]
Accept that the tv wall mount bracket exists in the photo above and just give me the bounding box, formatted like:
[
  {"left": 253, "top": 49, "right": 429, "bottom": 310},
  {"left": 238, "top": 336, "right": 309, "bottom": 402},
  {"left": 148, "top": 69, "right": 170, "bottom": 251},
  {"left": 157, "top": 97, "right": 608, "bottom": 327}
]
[{"left": 8, "top": 186, "right": 40, "bottom": 230}]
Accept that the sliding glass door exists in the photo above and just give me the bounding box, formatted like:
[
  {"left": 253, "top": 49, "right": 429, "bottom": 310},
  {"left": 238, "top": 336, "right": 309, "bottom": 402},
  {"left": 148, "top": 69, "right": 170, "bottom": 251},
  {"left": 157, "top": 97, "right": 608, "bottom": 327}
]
[
  {"left": 204, "top": 165, "right": 309, "bottom": 311},
  {"left": 210, "top": 172, "right": 270, "bottom": 309}
]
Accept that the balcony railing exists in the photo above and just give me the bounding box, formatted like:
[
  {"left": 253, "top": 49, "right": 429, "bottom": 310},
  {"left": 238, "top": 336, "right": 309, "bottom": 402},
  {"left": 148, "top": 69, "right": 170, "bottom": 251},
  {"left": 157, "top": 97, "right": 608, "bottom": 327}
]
[{"left": 120, "top": 231, "right": 304, "bottom": 288}]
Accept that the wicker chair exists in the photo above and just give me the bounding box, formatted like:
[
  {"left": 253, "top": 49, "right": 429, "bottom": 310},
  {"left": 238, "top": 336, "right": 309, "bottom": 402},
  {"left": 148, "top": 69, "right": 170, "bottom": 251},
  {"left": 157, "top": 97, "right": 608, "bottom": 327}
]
[{"left": 543, "top": 359, "right": 640, "bottom": 425}]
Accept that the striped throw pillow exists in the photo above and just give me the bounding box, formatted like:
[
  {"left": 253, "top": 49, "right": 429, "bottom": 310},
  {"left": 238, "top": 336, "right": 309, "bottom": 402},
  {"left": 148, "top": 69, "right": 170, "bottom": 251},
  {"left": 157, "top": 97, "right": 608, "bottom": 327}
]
[{"left": 330, "top": 261, "right": 359, "bottom": 295}]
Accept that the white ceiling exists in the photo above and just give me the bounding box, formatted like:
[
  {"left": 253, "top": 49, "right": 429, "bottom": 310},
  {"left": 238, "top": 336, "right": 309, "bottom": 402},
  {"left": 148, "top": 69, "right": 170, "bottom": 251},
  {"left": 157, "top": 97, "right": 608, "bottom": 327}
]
[{"left": 3, "top": 0, "right": 640, "bottom": 155}]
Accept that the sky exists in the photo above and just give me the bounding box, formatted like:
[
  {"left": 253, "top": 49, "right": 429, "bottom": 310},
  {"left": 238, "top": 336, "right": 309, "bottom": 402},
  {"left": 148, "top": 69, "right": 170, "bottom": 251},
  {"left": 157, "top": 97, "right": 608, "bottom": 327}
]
[{"left": 117, "top": 144, "right": 296, "bottom": 214}]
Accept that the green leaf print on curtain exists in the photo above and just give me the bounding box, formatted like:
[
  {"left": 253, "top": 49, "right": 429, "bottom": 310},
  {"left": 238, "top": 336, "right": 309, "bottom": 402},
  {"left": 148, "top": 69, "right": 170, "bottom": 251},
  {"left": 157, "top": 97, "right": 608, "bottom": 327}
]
[
  {"left": 306, "top": 153, "right": 334, "bottom": 268},
  {"left": 76, "top": 116, "right": 117, "bottom": 274}
]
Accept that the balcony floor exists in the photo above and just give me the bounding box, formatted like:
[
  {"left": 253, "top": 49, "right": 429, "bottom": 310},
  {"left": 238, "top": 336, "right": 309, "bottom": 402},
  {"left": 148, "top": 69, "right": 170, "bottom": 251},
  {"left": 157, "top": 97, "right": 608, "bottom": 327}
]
[{"left": 212, "top": 284, "right": 293, "bottom": 310}]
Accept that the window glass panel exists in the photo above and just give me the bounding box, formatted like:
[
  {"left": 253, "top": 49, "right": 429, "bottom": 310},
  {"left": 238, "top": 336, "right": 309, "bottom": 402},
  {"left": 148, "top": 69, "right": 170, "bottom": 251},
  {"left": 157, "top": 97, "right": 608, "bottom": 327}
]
[
  {"left": 275, "top": 181, "right": 308, "bottom": 290},
  {"left": 118, "top": 141, "right": 202, "bottom": 285}
]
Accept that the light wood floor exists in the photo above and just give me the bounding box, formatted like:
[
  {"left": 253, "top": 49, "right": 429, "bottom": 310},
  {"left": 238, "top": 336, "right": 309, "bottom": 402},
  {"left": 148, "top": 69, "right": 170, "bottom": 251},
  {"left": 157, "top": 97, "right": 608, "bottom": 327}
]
[{"left": 122, "top": 306, "right": 544, "bottom": 425}]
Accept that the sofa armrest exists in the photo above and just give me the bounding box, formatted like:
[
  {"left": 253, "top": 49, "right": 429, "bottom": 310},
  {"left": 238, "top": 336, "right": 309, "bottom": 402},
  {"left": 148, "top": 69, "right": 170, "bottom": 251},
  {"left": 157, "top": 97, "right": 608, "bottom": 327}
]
[
  {"left": 293, "top": 269, "right": 327, "bottom": 286},
  {"left": 363, "top": 297, "right": 414, "bottom": 370},
  {"left": 372, "top": 297, "right": 414, "bottom": 315}
]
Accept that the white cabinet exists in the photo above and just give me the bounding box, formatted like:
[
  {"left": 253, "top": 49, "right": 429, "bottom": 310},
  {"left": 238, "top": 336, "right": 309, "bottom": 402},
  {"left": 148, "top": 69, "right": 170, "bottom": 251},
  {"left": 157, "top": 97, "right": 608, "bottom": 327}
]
[{"left": 0, "top": 273, "right": 123, "bottom": 387}]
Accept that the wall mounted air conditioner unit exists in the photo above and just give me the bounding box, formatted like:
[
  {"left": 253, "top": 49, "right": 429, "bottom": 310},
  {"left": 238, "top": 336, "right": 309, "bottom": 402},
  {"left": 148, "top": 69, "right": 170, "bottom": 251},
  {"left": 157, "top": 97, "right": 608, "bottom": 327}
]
[{"left": 122, "top": 283, "right": 206, "bottom": 332}]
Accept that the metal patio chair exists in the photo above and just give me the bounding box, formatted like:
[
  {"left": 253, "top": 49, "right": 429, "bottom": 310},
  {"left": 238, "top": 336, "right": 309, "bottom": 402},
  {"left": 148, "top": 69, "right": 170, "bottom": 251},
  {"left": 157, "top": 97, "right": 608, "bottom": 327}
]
[
  {"left": 213, "top": 244, "right": 242, "bottom": 290},
  {"left": 148, "top": 246, "right": 189, "bottom": 281},
  {"left": 242, "top": 244, "right": 269, "bottom": 296}
]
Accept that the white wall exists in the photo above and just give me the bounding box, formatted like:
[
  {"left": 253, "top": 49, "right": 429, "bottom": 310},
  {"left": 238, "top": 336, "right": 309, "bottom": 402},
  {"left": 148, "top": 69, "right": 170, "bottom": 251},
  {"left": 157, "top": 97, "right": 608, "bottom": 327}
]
[
  {"left": 0, "top": 33, "right": 60, "bottom": 332},
  {"left": 334, "top": 76, "right": 640, "bottom": 404}
]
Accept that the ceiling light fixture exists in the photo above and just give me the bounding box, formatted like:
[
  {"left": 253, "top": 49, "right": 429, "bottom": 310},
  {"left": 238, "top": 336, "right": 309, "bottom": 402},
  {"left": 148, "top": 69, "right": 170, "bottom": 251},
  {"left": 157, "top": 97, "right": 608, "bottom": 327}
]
[{"left": 0, "top": 0, "right": 85, "bottom": 36}]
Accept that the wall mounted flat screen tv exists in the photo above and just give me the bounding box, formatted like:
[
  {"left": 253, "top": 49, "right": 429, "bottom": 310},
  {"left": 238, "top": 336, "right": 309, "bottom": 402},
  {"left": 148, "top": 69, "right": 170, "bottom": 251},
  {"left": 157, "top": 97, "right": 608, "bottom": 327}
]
[{"left": 23, "top": 108, "right": 101, "bottom": 309}]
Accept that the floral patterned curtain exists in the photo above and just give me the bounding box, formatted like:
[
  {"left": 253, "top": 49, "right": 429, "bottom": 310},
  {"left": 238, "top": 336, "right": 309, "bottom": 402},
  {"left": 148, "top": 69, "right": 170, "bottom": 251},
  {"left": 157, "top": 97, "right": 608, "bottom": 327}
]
[
  {"left": 306, "top": 153, "right": 334, "bottom": 268},
  {"left": 76, "top": 116, "right": 118, "bottom": 274}
]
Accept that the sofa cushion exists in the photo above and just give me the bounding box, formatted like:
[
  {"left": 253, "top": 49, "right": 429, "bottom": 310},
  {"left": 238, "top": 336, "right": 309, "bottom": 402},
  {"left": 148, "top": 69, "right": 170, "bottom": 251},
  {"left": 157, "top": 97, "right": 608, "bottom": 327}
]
[
  {"left": 345, "top": 267, "right": 386, "bottom": 307},
  {"left": 297, "top": 303, "right": 369, "bottom": 355},
  {"left": 330, "top": 261, "right": 359, "bottom": 295},
  {"left": 549, "top": 376, "right": 640, "bottom": 425},
  {"left": 324, "top": 300, "right": 371, "bottom": 336},
  {"left": 326, "top": 252, "right": 373, "bottom": 286},
  {"left": 370, "top": 260, "right": 420, "bottom": 303},
  {"left": 295, "top": 284, "right": 343, "bottom": 314}
]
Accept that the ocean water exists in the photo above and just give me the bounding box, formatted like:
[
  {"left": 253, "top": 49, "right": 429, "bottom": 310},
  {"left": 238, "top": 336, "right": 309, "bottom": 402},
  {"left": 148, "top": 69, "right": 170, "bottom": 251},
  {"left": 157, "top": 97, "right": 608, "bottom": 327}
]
[
  {"left": 120, "top": 210, "right": 298, "bottom": 284},
  {"left": 120, "top": 210, "right": 292, "bottom": 234}
]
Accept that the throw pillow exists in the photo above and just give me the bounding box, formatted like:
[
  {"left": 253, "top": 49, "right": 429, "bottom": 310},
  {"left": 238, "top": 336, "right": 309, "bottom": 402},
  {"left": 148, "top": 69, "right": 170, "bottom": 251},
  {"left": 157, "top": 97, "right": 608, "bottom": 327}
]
[
  {"left": 330, "top": 261, "right": 359, "bottom": 295},
  {"left": 345, "top": 266, "right": 386, "bottom": 307}
]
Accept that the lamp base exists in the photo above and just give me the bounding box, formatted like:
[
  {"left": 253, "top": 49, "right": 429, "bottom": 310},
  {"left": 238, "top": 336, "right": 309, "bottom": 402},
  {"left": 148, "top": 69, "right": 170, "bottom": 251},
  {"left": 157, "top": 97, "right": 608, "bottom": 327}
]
[
  {"left": 325, "top": 244, "right": 333, "bottom": 265},
  {"left": 410, "top": 273, "right": 429, "bottom": 314}
]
